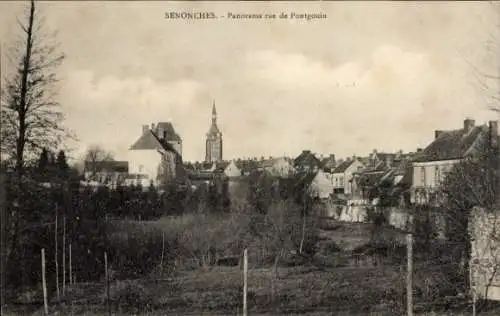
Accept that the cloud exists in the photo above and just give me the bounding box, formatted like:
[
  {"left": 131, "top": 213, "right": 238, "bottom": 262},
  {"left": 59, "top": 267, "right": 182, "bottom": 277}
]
[
  {"left": 61, "top": 70, "right": 203, "bottom": 160},
  {"left": 241, "top": 45, "right": 489, "bottom": 156}
]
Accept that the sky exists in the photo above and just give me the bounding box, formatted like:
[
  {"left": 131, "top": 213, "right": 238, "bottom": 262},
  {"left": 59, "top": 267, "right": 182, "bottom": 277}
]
[{"left": 1, "top": 1, "right": 499, "bottom": 163}]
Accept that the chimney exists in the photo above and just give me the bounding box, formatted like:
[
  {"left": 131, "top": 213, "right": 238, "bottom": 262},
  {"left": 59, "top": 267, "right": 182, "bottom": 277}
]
[
  {"left": 329, "top": 154, "right": 336, "bottom": 161},
  {"left": 464, "top": 118, "right": 475, "bottom": 133},
  {"left": 142, "top": 125, "right": 149, "bottom": 134},
  {"left": 151, "top": 123, "right": 156, "bottom": 132},
  {"left": 434, "top": 130, "right": 444, "bottom": 139},
  {"left": 416, "top": 148, "right": 422, "bottom": 153},
  {"left": 489, "top": 120, "right": 498, "bottom": 149},
  {"left": 385, "top": 155, "right": 393, "bottom": 168}
]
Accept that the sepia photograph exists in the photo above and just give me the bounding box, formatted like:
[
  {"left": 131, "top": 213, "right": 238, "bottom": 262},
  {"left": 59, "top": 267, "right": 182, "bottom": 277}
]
[{"left": 1, "top": 1, "right": 500, "bottom": 315}]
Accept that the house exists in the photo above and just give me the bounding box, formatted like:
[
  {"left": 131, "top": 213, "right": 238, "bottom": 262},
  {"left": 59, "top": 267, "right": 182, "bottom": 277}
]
[
  {"left": 320, "top": 154, "right": 337, "bottom": 172},
  {"left": 128, "top": 123, "right": 185, "bottom": 188},
  {"left": 331, "top": 158, "right": 365, "bottom": 196},
  {"left": 223, "top": 160, "right": 243, "bottom": 178},
  {"left": 294, "top": 150, "right": 322, "bottom": 172},
  {"left": 234, "top": 159, "right": 260, "bottom": 176},
  {"left": 258, "top": 157, "right": 294, "bottom": 178},
  {"left": 83, "top": 160, "right": 129, "bottom": 187},
  {"left": 308, "top": 170, "right": 335, "bottom": 199},
  {"left": 368, "top": 150, "right": 399, "bottom": 168},
  {"left": 410, "top": 118, "right": 499, "bottom": 205},
  {"left": 352, "top": 161, "right": 391, "bottom": 200}
]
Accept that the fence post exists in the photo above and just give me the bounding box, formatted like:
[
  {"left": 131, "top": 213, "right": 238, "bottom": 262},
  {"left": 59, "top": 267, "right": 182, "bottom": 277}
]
[
  {"left": 55, "top": 204, "right": 60, "bottom": 302},
  {"left": 63, "top": 215, "right": 66, "bottom": 295},
  {"left": 69, "top": 243, "right": 72, "bottom": 285},
  {"left": 41, "top": 248, "right": 48, "bottom": 315},
  {"left": 160, "top": 232, "right": 165, "bottom": 275},
  {"left": 406, "top": 233, "right": 413, "bottom": 316},
  {"left": 470, "top": 263, "right": 476, "bottom": 316},
  {"left": 105, "top": 251, "right": 110, "bottom": 316},
  {"left": 243, "top": 248, "right": 248, "bottom": 316}
]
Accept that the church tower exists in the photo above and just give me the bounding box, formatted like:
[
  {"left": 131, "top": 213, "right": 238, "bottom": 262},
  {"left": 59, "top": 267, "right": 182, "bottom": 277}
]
[{"left": 205, "top": 101, "right": 223, "bottom": 163}]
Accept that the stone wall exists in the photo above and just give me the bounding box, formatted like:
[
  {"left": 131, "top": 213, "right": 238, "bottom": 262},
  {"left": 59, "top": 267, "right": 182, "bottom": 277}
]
[
  {"left": 316, "top": 202, "right": 447, "bottom": 239},
  {"left": 469, "top": 206, "right": 500, "bottom": 300}
]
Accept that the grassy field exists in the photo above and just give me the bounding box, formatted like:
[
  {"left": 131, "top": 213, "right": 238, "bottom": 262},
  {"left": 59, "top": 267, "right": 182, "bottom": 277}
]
[{"left": 5, "top": 219, "right": 500, "bottom": 315}]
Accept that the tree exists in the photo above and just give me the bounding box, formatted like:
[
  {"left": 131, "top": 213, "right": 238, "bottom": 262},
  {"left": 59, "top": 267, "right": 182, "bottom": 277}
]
[
  {"left": 438, "top": 140, "right": 499, "bottom": 294},
  {"left": 56, "top": 149, "right": 69, "bottom": 179},
  {"left": 1, "top": 1, "right": 68, "bottom": 296},
  {"left": 83, "top": 145, "right": 114, "bottom": 177},
  {"left": 37, "top": 147, "right": 49, "bottom": 174},
  {"left": 0, "top": 0, "right": 68, "bottom": 175}
]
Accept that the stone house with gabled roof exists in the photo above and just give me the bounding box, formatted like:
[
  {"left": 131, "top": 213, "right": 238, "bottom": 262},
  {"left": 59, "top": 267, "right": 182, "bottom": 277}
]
[
  {"left": 411, "top": 118, "right": 499, "bottom": 205},
  {"left": 332, "top": 158, "right": 365, "bottom": 195},
  {"left": 128, "top": 123, "right": 185, "bottom": 188}
]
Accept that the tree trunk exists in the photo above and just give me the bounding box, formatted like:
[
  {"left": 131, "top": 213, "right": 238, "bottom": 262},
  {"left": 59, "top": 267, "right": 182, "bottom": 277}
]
[
  {"left": 62, "top": 215, "right": 66, "bottom": 295},
  {"left": 55, "top": 204, "right": 60, "bottom": 301},
  {"left": 15, "top": 0, "right": 36, "bottom": 175}
]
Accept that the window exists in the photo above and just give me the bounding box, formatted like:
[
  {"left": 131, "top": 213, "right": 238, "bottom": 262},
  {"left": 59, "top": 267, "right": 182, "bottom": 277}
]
[
  {"left": 420, "top": 167, "right": 426, "bottom": 186},
  {"left": 435, "top": 166, "right": 441, "bottom": 185}
]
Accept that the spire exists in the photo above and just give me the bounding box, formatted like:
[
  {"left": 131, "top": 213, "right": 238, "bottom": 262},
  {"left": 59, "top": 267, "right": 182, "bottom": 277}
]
[{"left": 212, "top": 100, "right": 217, "bottom": 124}]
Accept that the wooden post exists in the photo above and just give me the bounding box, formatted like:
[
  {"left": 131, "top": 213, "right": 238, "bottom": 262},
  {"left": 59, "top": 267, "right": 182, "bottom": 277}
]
[
  {"left": 243, "top": 248, "right": 248, "bottom": 316},
  {"left": 41, "top": 248, "right": 48, "bottom": 315},
  {"left": 55, "top": 204, "right": 60, "bottom": 301},
  {"left": 69, "top": 243, "right": 72, "bottom": 285},
  {"left": 105, "top": 251, "right": 110, "bottom": 316},
  {"left": 160, "top": 232, "right": 165, "bottom": 272},
  {"left": 470, "top": 263, "right": 476, "bottom": 316},
  {"left": 406, "top": 233, "right": 413, "bottom": 316},
  {"left": 63, "top": 215, "right": 66, "bottom": 295}
]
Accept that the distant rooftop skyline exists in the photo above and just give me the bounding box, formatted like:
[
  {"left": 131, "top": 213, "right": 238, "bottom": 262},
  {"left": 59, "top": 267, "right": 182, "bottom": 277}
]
[{"left": 1, "top": 1, "right": 498, "bottom": 162}]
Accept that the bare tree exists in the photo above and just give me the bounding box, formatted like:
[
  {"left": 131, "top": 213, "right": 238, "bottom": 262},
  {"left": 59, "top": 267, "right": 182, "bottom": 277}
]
[
  {"left": 83, "top": 144, "right": 115, "bottom": 176},
  {"left": 1, "top": 0, "right": 69, "bottom": 174},
  {"left": 461, "top": 2, "right": 500, "bottom": 114},
  {"left": 0, "top": 0, "right": 69, "bottom": 298}
]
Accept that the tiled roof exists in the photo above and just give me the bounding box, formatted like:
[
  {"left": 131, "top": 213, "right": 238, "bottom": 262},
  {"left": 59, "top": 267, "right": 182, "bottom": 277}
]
[
  {"left": 235, "top": 159, "right": 260, "bottom": 173},
  {"left": 357, "top": 172, "right": 386, "bottom": 187},
  {"left": 155, "top": 122, "right": 182, "bottom": 142},
  {"left": 129, "top": 129, "right": 179, "bottom": 155},
  {"left": 84, "top": 161, "right": 129, "bottom": 173},
  {"left": 320, "top": 156, "right": 337, "bottom": 171},
  {"left": 332, "top": 159, "right": 357, "bottom": 174},
  {"left": 259, "top": 157, "right": 290, "bottom": 169},
  {"left": 215, "top": 161, "right": 230, "bottom": 172},
  {"left": 414, "top": 125, "right": 488, "bottom": 162},
  {"left": 294, "top": 150, "right": 321, "bottom": 168}
]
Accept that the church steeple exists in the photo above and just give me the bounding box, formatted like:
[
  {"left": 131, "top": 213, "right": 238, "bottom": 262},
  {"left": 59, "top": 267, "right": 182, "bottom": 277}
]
[
  {"left": 212, "top": 100, "right": 217, "bottom": 124},
  {"left": 205, "top": 100, "right": 223, "bottom": 163}
]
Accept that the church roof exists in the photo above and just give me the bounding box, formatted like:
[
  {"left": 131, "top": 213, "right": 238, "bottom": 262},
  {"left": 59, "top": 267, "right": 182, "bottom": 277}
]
[
  {"left": 207, "top": 102, "right": 221, "bottom": 136},
  {"left": 207, "top": 122, "right": 220, "bottom": 135}
]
